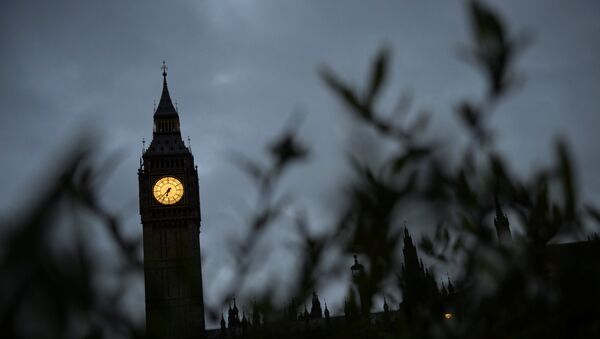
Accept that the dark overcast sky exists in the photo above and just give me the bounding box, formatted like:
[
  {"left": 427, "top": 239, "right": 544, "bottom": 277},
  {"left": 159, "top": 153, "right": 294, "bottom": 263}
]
[{"left": 1, "top": 0, "right": 599, "bottom": 320}]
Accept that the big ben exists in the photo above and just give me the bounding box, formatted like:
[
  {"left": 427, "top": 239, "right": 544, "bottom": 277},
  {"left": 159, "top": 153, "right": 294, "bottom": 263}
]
[{"left": 138, "top": 63, "right": 205, "bottom": 339}]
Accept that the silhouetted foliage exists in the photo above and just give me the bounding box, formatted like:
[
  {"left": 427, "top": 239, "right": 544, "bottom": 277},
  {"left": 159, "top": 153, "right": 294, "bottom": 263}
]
[
  {"left": 217, "top": 1, "right": 600, "bottom": 338},
  {"left": 0, "top": 145, "right": 144, "bottom": 339}
]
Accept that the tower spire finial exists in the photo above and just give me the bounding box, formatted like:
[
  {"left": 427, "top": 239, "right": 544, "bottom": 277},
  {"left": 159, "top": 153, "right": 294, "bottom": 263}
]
[
  {"left": 154, "top": 61, "right": 178, "bottom": 118},
  {"left": 161, "top": 60, "right": 168, "bottom": 78}
]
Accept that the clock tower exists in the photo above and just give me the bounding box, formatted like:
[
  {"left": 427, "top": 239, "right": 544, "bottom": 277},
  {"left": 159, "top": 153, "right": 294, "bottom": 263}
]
[{"left": 138, "top": 63, "right": 205, "bottom": 338}]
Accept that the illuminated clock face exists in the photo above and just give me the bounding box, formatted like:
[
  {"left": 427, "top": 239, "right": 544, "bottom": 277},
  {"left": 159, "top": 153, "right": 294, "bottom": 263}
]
[{"left": 153, "top": 176, "right": 184, "bottom": 205}]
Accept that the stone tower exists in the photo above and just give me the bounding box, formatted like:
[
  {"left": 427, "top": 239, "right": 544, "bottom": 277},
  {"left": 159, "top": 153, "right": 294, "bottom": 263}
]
[{"left": 138, "top": 63, "right": 205, "bottom": 338}]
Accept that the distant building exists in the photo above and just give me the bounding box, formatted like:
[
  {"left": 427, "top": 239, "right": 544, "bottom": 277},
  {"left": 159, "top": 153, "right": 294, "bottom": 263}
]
[{"left": 205, "top": 226, "right": 458, "bottom": 338}]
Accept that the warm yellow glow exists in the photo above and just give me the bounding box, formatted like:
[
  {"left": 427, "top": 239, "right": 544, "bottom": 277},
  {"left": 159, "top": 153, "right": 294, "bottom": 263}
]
[
  {"left": 153, "top": 176, "right": 184, "bottom": 205},
  {"left": 443, "top": 312, "right": 454, "bottom": 320}
]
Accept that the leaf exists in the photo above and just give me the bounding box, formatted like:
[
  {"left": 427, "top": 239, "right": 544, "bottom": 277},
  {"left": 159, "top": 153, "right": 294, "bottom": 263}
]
[
  {"left": 470, "top": 0, "right": 506, "bottom": 46},
  {"left": 268, "top": 131, "right": 309, "bottom": 168},
  {"left": 365, "top": 48, "right": 391, "bottom": 105},
  {"left": 320, "top": 68, "right": 367, "bottom": 118},
  {"left": 468, "top": 0, "right": 516, "bottom": 97},
  {"left": 456, "top": 101, "right": 480, "bottom": 130}
]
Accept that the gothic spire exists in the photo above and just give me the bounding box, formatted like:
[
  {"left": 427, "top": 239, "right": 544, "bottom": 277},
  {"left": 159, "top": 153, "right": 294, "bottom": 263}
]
[
  {"left": 310, "top": 291, "right": 323, "bottom": 319},
  {"left": 154, "top": 61, "right": 178, "bottom": 118},
  {"left": 447, "top": 276, "right": 455, "bottom": 295},
  {"left": 350, "top": 254, "right": 364, "bottom": 277}
]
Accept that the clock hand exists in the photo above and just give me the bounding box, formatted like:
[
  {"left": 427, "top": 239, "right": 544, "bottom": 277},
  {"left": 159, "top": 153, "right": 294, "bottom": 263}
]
[{"left": 161, "top": 187, "right": 172, "bottom": 197}]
